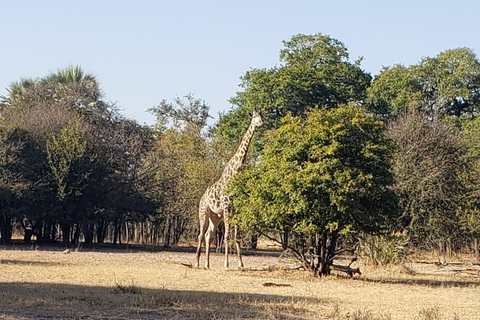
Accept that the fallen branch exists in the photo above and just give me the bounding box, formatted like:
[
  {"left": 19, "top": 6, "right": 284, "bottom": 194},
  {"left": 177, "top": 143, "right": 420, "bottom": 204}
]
[
  {"left": 330, "top": 264, "right": 362, "bottom": 277},
  {"left": 263, "top": 282, "right": 292, "bottom": 287},
  {"left": 237, "top": 265, "right": 304, "bottom": 272},
  {"left": 179, "top": 259, "right": 193, "bottom": 268},
  {"left": 347, "top": 257, "right": 358, "bottom": 267}
]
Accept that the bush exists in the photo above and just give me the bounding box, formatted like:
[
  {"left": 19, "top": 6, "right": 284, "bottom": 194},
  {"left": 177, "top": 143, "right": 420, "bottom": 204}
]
[{"left": 358, "top": 232, "right": 410, "bottom": 266}]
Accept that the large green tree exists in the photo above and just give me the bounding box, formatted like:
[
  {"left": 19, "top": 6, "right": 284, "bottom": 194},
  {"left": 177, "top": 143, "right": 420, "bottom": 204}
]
[
  {"left": 0, "top": 66, "right": 153, "bottom": 244},
  {"left": 366, "top": 48, "right": 480, "bottom": 118},
  {"left": 215, "top": 33, "right": 372, "bottom": 155},
  {"left": 146, "top": 95, "right": 220, "bottom": 246},
  {"left": 458, "top": 116, "right": 480, "bottom": 257},
  {"left": 230, "top": 105, "right": 396, "bottom": 275}
]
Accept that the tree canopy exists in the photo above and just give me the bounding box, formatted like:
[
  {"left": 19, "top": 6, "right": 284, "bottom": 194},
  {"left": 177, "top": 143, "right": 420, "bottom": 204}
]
[
  {"left": 215, "top": 33, "right": 372, "bottom": 151},
  {"left": 366, "top": 48, "right": 480, "bottom": 118},
  {"left": 1, "top": 34, "right": 480, "bottom": 270},
  {"left": 230, "top": 105, "right": 396, "bottom": 275}
]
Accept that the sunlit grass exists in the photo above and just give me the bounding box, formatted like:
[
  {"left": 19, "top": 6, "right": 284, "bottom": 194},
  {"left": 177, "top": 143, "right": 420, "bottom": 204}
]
[{"left": 0, "top": 244, "right": 478, "bottom": 319}]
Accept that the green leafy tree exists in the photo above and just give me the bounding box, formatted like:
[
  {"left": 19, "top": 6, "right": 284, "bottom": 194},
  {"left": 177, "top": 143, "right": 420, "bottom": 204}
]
[
  {"left": 458, "top": 117, "right": 480, "bottom": 257},
  {"left": 149, "top": 93, "right": 211, "bottom": 130},
  {"left": 230, "top": 105, "right": 396, "bottom": 275},
  {"left": 366, "top": 48, "right": 480, "bottom": 118},
  {"left": 146, "top": 95, "right": 220, "bottom": 246},
  {"left": 0, "top": 66, "right": 132, "bottom": 244},
  {"left": 0, "top": 127, "right": 29, "bottom": 244},
  {"left": 1, "top": 66, "right": 105, "bottom": 116},
  {"left": 102, "top": 119, "right": 155, "bottom": 245},
  {"left": 45, "top": 120, "right": 94, "bottom": 244},
  {"left": 46, "top": 121, "right": 87, "bottom": 200},
  {"left": 215, "top": 33, "right": 372, "bottom": 155}
]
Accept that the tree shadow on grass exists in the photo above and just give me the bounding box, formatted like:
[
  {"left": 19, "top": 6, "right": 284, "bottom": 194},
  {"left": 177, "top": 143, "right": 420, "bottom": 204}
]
[
  {"left": 338, "top": 274, "right": 480, "bottom": 288},
  {"left": 0, "top": 259, "right": 65, "bottom": 267},
  {"left": 0, "top": 282, "right": 328, "bottom": 320},
  {"left": 1, "top": 242, "right": 282, "bottom": 257}
]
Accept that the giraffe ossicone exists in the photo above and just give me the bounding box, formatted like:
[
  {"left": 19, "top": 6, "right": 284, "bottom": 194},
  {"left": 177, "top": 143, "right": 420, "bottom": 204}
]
[{"left": 195, "top": 108, "right": 263, "bottom": 269}]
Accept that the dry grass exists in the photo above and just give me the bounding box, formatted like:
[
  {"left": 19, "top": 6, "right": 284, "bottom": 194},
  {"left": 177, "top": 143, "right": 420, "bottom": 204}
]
[{"left": 0, "top": 243, "right": 479, "bottom": 319}]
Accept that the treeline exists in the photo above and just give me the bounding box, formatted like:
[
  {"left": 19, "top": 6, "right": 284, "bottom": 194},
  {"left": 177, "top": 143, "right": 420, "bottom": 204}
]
[
  {"left": 0, "top": 68, "right": 222, "bottom": 246},
  {"left": 221, "top": 34, "right": 480, "bottom": 272},
  {"left": 1, "top": 34, "right": 480, "bottom": 269}
]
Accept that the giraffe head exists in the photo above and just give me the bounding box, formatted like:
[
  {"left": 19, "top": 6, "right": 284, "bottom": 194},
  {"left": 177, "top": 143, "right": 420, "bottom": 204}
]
[{"left": 251, "top": 108, "right": 264, "bottom": 127}]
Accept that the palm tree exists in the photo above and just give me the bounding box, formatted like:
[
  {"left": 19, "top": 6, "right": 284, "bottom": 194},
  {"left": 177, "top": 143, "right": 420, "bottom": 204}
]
[{"left": 45, "top": 65, "right": 101, "bottom": 103}]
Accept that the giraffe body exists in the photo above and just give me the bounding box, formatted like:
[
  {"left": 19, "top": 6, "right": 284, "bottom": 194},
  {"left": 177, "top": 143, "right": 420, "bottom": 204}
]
[{"left": 195, "top": 109, "right": 263, "bottom": 269}]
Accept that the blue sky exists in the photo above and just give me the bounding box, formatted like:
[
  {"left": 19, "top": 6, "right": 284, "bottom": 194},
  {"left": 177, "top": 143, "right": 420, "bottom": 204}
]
[{"left": 1, "top": 1, "right": 479, "bottom": 125}]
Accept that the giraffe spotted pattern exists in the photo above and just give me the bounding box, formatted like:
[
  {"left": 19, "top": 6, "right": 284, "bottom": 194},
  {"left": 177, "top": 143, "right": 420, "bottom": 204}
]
[{"left": 195, "top": 109, "right": 263, "bottom": 269}]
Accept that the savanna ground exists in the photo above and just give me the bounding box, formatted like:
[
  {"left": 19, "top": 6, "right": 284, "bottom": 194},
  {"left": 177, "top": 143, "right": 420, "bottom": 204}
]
[{"left": 0, "top": 241, "right": 479, "bottom": 320}]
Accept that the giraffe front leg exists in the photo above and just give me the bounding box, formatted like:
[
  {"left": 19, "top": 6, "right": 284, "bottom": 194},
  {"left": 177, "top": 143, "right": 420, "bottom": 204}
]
[
  {"left": 195, "top": 206, "right": 208, "bottom": 268},
  {"left": 195, "top": 221, "right": 206, "bottom": 268}
]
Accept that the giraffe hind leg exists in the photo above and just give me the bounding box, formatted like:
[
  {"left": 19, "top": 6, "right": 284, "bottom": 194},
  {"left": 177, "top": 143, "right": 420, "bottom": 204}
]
[
  {"left": 235, "top": 226, "right": 244, "bottom": 268},
  {"left": 195, "top": 209, "right": 208, "bottom": 268},
  {"left": 204, "top": 222, "right": 215, "bottom": 269}
]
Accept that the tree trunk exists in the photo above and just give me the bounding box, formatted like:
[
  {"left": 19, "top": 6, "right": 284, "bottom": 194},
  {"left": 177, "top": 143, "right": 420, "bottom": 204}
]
[
  {"left": 40, "top": 219, "right": 52, "bottom": 242},
  {"left": 61, "top": 224, "right": 71, "bottom": 246},
  {"left": 113, "top": 218, "right": 123, "bottom": 246},
  {"left": 250, "top": 234, "right": 258, "bottom": 250},
  {"left": 84, "top": 223, "right": 94, "bottom": 244},
  {"left": 313, "top": 230, "right": 339, "bottom": 276},
  {"left": 72, "top": 224, "right": 81, "bottom": 245},
  {"left": 474, "top": 238, "right": 479, "bottom": 260},
  {"left": 280, "top": 230, "right": 289, "bottom": 250},
  {"left": 446, "top": 238, "right": 452, "bottom": 259},
  {"left": 438, "top": 239, "right": 446, "bottom": 264},
  {"left": 319, "top": 231, "right": 329, "bottom": 275},
  {"left": 124, "top": 221, "right": 129, "bottom": 244},
  {"left": 163, "top": 217, "right": 171, "bottom": 248},
  {"left": 172, "top": 216, "right": 184, "bottom": 245},
  {"left": 96, "top": 219, "right": 108, "bottom": 244},
  {"left": 327, "top": 230, "right": 339, "bottom": 267},
  {"left": 0, "top": 211, "right": 12, "bottom": 245}
]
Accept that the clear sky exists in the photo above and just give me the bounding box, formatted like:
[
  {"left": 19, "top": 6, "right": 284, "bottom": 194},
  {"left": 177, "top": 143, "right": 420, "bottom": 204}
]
[{"left": 1, "top": 0, "right": 479, "bottom": 125}]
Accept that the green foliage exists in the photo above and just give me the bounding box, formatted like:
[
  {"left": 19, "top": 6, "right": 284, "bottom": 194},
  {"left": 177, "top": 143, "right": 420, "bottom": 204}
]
[
  {"left": 358, "top": 232, "right": 410, "bottom": 266},
  {"left": 215, "top": 33, "right": 372, "bottom": 155},
  {"left": 457, "top": 116, "right": 480, "bottom": 239},
  {"left": 366, "top": 48, "right": 480, "bottom": 118},
  {"left": 0, "top": 65, "right": 113, "bottom": 124},
  {"left": 230, "top": 105, "right": 396, "bottom": 274},
  {"left": 149, "top": 93, "right": 211, "bottom": 131},
  {"left": 0, "top": 66, "right": 152, "bottom": 244},
  {"left": 364, "top": 64, "right": 420, "bottom": 118},
  {"left": 46, "top": 121, "right": 87, "bottom": 199},
  {"left": 145, "top": 96, "right": 221, "bottom": 246},
  {"left": 2, "top": 45, "right": 480, "bottom": 258}
]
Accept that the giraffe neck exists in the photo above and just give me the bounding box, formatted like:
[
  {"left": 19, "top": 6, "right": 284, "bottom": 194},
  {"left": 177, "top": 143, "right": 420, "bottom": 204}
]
[{"left": 218, "top": 120, "right": 257, "bottom": 187}]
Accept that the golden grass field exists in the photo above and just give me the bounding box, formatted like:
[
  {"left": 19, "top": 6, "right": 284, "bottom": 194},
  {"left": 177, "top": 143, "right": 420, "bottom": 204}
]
[{"left": 0, "top": 243, "right": 479, "bottom": 320}]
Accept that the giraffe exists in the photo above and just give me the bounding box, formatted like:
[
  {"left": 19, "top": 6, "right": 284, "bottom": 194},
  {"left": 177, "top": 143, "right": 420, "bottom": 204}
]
[{"left": 195, "top": 108, "right": 263, "bottom": 269}]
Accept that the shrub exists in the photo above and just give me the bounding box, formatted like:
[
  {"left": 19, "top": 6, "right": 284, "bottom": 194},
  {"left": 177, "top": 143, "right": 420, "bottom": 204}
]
[{"left": 358, "top": 232, "right": 410, "bottom": 266}]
